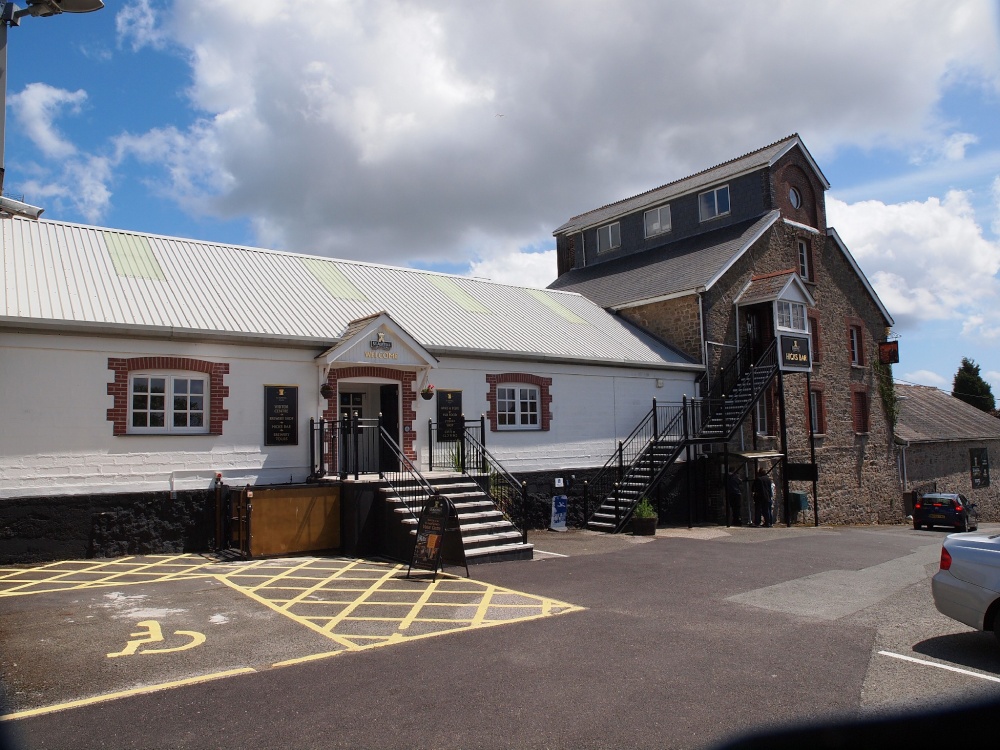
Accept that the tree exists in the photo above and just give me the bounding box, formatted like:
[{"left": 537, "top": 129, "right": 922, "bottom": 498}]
[{"left": 952, "top": 357, "right": 995, "bottom": 413}]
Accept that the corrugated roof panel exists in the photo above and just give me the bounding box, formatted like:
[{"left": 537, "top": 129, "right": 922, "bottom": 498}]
[
  {"left": 0, "top": 216, "right": 695, "bottom": 368},
  {"left": 302, "top": 258, "right": 368, "bottom": 302},
  {"left": 103, "top": 231, "right": 165, "bottom": 280},
  {"left": 428, "top": 275, "right": 489, "bottom": 314}
]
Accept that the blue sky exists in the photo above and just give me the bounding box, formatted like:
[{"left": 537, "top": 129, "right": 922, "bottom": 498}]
[{"left": 5, "top": 0, "right": 1000, "bottom": 396}]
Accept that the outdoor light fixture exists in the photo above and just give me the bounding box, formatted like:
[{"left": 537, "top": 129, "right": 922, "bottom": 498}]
[{"left": 0, "top": 0, "right": 103, "bottom": 213}]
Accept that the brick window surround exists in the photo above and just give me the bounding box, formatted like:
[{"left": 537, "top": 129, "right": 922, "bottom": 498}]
[
  {"left": 321, "top": 366, "right": 418, "bottom": 461},
  {"left": 806, "top": 382, "right": 827, "bottom": 435},
  {"left": 846, "top": 316, "right": 865, "bottom": 367},
  {"left": 851, "top": 384, "right": 871, "bottom": 434},
  {"left": 486, "top": 373, "right": 553, "bottom": 432},
  {"left": 107, "top": 356, "right": 230, "bottom": 436},
  {"left": 808, "top": 313, "right": 822, "bottom": 363}
]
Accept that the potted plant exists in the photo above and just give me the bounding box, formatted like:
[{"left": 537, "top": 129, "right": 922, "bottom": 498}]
[
  {"left": 420, "top": 384, "right": 435, "bottom": 400},
  {"left": 631, "top": 497, "right": 657, "bottom": 536}
]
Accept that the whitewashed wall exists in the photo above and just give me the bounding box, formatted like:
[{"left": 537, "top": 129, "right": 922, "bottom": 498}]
[
  {"left": 411, "top": 356, "right": 697, "bottom": 472},
  {"left": 0, "top": 333, "right": 320, "bottom": 498},
  {"left": 0, "top": 333, "right": 699, "bottom": 497}
]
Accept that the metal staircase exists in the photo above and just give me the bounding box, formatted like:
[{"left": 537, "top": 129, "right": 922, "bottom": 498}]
[{"left": 585, "top": 339, "right": 778, "bottom": 532}]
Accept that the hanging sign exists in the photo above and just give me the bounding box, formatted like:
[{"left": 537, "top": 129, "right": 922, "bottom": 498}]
[
  {"left": 264, "top": 385, "right": 298, "bottom": 445},
  {"left": 779, "top": 335, "right": 812, "bottom": 372},
  {"left": 879, "top": 341, "right": 899, "bottom": 364}
]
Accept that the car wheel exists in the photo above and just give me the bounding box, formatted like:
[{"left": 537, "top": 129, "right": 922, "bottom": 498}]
[
  {"left": 959, "top": 517, "right": 969, "bottom": 533},
  {"left": 995, "top": 613, "right": 1000, "bottom": 646},
  {"left": 913, "top": 520, "right": 920, "bottom": 530}
]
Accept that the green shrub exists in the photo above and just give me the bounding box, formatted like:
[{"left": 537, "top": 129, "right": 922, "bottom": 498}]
[{"left": 633, "top": 497, "right": 656, "bottom": 519}]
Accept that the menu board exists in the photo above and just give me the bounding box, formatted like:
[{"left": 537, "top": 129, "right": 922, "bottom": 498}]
[
  {"left": 409, "top": 495, "right": 451, "bottom": 573},
  {"left": 436, "top": 389, "right": 463, "bottom": 442},
  {"left": 264, "top": 385, "right": 298, "bottom": 445}
]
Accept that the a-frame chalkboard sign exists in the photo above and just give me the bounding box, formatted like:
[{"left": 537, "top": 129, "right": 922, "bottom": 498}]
[{"left": 407, "top": 494, "right": 468, "bottom": 578}]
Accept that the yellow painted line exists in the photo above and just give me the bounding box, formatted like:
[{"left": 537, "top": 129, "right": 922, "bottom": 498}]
[
  {"left": 1, "top": 668, "right": 256, "bottom": 722},
  {"left": 214, "top": 574, "right": 358, "bottom": 651},
  {"left": 273, "top": 560, "right": 360, "bottom": 613},
  {"left": 243, "top": 557, "right": 323, "bottom": 594},
  {"left": 320, "top": 563, "right": 405, "bottom": 634},
  {"left": 469, "top": 584, "right": 497, "bottom": 628}
]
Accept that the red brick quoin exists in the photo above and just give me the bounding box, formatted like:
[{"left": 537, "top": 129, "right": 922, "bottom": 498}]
[
  {"left": 107, "top": 357, "right": 230, "bottom": 436},
  {"left": 486, "top": 373, "right": 552, "bottom": 431},
  {"left": 322, "top": 366, "right": 418, "bottom": 461}
]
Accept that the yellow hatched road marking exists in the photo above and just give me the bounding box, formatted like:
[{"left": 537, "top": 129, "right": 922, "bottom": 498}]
[
  {"left": 320, "top": 562, "right": 406, "bottom": 633},
  {"left": 469, "top": 584, "right": 497, "bottom": 627}
]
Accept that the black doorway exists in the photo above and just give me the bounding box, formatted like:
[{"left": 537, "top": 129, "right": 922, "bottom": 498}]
[{"left": 379, "top": 384, "right": 400, "bottom": 472}]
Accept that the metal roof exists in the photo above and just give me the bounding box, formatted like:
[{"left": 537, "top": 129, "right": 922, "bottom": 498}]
[
  {"left": 553, "top": 134, "right": 828, "bottom": 235},
  {"left": 896, "top": 384, "right": 1000, "bottom": 444},
  {"left": 0, "top": 216, "right": 697, "bottom": 370},
  {"left": 548, "top": 213, "right": 778, "bottom": 309}
]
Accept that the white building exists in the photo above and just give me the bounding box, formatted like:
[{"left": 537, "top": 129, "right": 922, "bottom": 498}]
[{"left": 0, "top": 216, "right": 698, "bottom": 563}]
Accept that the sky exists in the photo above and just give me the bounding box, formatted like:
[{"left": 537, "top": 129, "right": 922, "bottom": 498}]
[{"left": 5, "top": 0, "right": 1000, "bottom": 395}]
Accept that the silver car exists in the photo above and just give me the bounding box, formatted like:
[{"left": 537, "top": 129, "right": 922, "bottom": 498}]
[{"left": 932, "top": 531, "right": 1000, "bottom": 643}]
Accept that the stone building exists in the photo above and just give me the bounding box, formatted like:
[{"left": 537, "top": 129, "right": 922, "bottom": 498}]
[
  {"left": 549, "top": 135, "right": 900, "bottom": 525},
  {"left": 896, "top": 384, "right": 1000, "bottom": 521}
]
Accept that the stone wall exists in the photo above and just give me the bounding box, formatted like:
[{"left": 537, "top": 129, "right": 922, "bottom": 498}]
[
  {"left": 904, "top": 440, "right": 1000, "bottom": 522},
  {"left": 0, "top": 490, "right": 215, "bottom": 564},
  {"left": 621, "top": 296, "right": 703, "bottom": 364}
]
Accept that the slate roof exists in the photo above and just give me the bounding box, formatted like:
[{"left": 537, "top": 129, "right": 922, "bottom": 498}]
[
  {"left": 737, "top": 270, "right": 799, "bottom": 306},
  {"left": 553, "top": 134, "right": 828, "bottom": 235},
  {"left": 896, "top": 384, "right": 1000, "bottom": 444},
  {"left": 547, "top": 212, "right": 778, "bottom": 309},
  {"left": 0, "top": 216, "right": 697, "bottom": 370}
]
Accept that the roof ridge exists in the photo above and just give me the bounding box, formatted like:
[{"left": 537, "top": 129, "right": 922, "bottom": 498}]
[{"left": 564, "top": 134, "right": 800, "bottom": 223}]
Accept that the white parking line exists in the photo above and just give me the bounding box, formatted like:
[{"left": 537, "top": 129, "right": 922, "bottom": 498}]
[
  {"left": 533, "top": 550, "right": 568, "bottom": 558},
  {"left": 878, "top": 650, "right": 1000, "bottom": 683}
]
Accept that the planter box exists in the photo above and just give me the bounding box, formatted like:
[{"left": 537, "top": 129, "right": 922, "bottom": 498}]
[{"left": 632, "top": 516, "right": 657, "bottom": 536}]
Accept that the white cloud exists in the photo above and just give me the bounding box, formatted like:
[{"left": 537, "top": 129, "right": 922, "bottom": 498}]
[
  {"left": 83, "top": 0, "right": 1000, "bottom": 266},
  {"left": 9, "top": 83, "right": 87, "bottom": 159},
  {"left": 467, "top": 248, "right": 556, "bottom": 289},
  {"left": 827, "top": 192, "right": 1000, "bottom": 336},
  {"left": 116, "top": 0, "right": 167, "bottom": 52},
  {"left": 902, "top": 369, "right": 948, "bottom": 387}
]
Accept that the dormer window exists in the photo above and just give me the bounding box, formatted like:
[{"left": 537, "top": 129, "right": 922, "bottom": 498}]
[
  {"left": 776, "top": 301, "right": 807, "bottom": 331},
  {"left": 643, "top": 205, "right": 672, "bottom": 238},
  {"left": 699, "top": 185, "right": 730, "bottom": 222},
  {"left": 597, "top": 222, "right": 621, "bottom": 253}
]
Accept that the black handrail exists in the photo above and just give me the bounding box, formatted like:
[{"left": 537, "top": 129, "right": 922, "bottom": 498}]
[
  {"left": 378, "top": 425, "right": 435, "bottom": 524},
  {"left": 461, "top": 434, "right": 528, "bottom": 543}
]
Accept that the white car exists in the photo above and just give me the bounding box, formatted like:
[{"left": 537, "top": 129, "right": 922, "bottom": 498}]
[{"left": 932, "top": 531, "right": 1000, "bottom": 643}]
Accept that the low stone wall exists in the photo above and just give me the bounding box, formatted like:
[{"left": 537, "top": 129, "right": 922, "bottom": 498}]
[{"left": 0, "top": 491, "right": 215, "bottom": 565}]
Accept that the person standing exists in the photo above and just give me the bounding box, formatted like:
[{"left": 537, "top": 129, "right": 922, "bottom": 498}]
[
  {"left": 752, "top": 468, "right": 774, "bottom": 527},
  {"left": 727, "top": 467, "right": 744, "bottom": 527}
]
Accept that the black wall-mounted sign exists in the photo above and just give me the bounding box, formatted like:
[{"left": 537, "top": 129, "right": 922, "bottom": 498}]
[
  {"left": 779, "top": 334, "right": 812, "bottom": 372},
  {"left": 436, "top": 389, "right": 463, "bottom": 442},
  {"left": 879, "top": 341, "right": 899, "bottom": 364},
  {"left": 970, "top": 447, "right": 990, "bottom": 488},
  {"left": 786, "top": 462, "right": 818, "bottom": 482},
  {"left": 264, "top": 385, "right": 298, "bottom": 446}
]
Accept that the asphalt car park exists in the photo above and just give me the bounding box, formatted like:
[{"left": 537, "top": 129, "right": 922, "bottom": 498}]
[{"left": 2, "top": 524, "right": 1000, "bottom": 749}]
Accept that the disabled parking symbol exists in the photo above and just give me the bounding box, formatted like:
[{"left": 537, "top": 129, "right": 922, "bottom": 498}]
[{"left": 107, "top": 620, "right": 206, "bottom": 658}]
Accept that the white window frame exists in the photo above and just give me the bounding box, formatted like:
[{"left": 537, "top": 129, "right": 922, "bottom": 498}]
[
  {"left": 809, "top": 390, "right": 824, "bottom": 435},
  {"left": 776, "top": 301, "right": 807, "bottom": 332},
  {"left": 129, "top": 372, "right": 209, "bottom": 434},
  {"left": 798, "top": 239, "right": 811, "bottom": 280},
  {"left": 643, "top": 205, "right": 671, "bottom": 238},
  {"left": 698, "top": 185, "right": 730, "bottom": 222},
  {"left": 755, "top": 396, "right": 771, "bottom": 436},
  {"left": 597, "top": 222, "right": 621, "bottom": 253},
  {"left": 849, "top": 325, "right": 863, "bottom": 366},
  {"left": 496, "top": 385, "right": 541, "bottom": 430}
]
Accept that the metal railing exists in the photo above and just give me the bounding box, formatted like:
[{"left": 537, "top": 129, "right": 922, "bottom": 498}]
[
  {"left": 427, "top": 416, "right": 485, "bottom": 473},
  {"left": 377, "top": 426, "right": 435, "bottom": 525}
]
